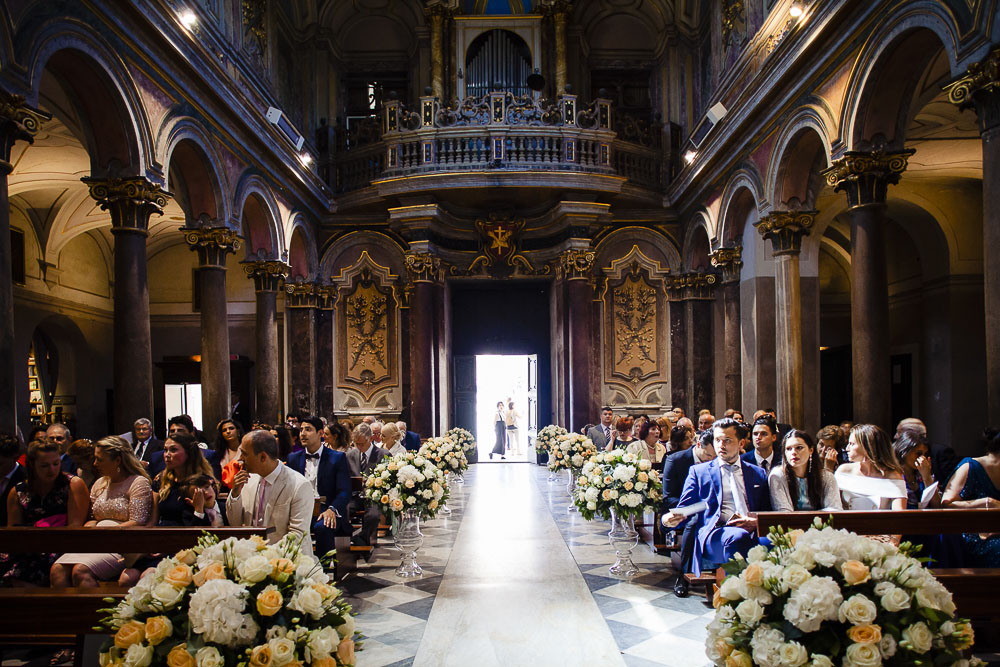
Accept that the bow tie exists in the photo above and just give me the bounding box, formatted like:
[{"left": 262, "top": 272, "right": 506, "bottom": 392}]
[{"left": 305, "top": 452, "right": 321, "bottom": 460}]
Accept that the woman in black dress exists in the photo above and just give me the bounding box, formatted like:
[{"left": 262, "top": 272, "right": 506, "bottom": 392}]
[
  {"left": 153, "top": 432, "right": 214, "bottom": 526},
  {"left": 490, "top": 401, "right": 507, "bottom": 460}
]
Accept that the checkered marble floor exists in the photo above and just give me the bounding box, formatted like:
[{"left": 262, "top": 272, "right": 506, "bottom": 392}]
[{"left": 535, "top": 466, "right": 715, "bottom": 667}]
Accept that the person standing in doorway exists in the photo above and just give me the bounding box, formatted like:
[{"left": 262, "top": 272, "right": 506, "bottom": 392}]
[
  {"left": 506, "top": 400, "right": 522, "bottom": 456},
  {"left": 490, "top": 401, "right": 507, "bottom": 460}
]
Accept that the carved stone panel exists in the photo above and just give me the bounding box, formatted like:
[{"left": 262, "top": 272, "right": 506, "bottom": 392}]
[
  {"left": 338, "top": 273, "right": 397, "bottom": 401},
  {"left": 609, "top": 273, "right": 659, "bottom": 384}
]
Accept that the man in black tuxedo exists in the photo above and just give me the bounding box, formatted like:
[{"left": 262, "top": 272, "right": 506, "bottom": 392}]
[
  {"left": 287, "top": 416, "right": 352, "bottom": 559},
  {"left": 661, "top": 430, "right": 715, "bottom": 596},
  {"left": 0, "top": 432, "right": 26, "bottom": 527},
  {"left": 396, "top": 421, "right": 421, "bottom": 451},
  {"left": 346, "top": 423, "right": 389, "bottom": 548},
  {"left": 896, "top": 418, "right": 960, "bottom": 485}
]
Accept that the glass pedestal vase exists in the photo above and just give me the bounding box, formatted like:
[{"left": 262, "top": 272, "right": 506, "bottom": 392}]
[
  {"left": 566, "top": 468, "right": 577, "bottom": 512},
  {"left": 546, "top": 461, "right": 559, "bottom": 483},
  {"left": 454, "top": 470, "right": 465, "bottom": 485},
  {"left": 394, "top": 509, "right": 424, "bottom": 578},
  {"left": 607, "top": 509, "right": 640, "bottom": 577}
]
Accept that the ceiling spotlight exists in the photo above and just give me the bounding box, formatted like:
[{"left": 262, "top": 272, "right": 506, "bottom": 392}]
[
  {"left": 789, "top": 2, "right": 804, "bottom": 18},
  {"left": 179, "top": 9, "right": 198, "bottom": 28},
  {"left": 299, "top": 153, "right": 313, "bottom": 166},
  {"left": 684, "top": 150, "right": 697, "bottom": 165}
]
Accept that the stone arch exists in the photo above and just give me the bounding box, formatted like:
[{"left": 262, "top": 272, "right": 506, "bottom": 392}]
[
  {"left": 593, "top": 226, "right": 681, "bottom": 271},
  {"left": 287, "top": 214, "right": 318, "bottom": 281},
  {"left": 319, "top": 231, "right": 407, "bottom": 280},
  {"left": 233, "top": 173, "right": 282, "bottom": 259},
  {"left": 766, "top": 112, "right": 833, "bottom": 209},
  {"left": 682, "top": 212, "right": 714, "bottom": 271},
  {"left": 161, "top": 119, "right": 230, "bottom": 226},
  {"left": 717, "top": 167, "right": 764, "bottom": 248},
  {"left": 23, "top": 22, "right": 153, "bottom": 178}
]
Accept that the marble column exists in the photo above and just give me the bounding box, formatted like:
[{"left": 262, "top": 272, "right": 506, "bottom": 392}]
[
  {"left": 947, "top": 46, "right": 1000, "bottom": 423},
  {"left": 427, "top": 8, "right": 445, "bottom": 100},
  {"left": 285, "top": 281, "right": 318, "bottom": 417},
  {"left": 84, "top": 177, "right": 168, "bottom": 433},
  {"left": 825, "top": 150, "right": 912, "bottom": 429},
  {"left": 554, "top": 5, "right": 569, "bottom": 95},
  {"left": 316, "top": 285, "right": 336, "bottom": 420},
  {"left": 184, "top": 226, "right": 240, "bottom": 433},
  {"left": 668, "top": 273, "right": 717, "bottom": 413},
  {"left": 710, "top": 247, "right": 743, "bottom": 411},
  {"left": 560, "top": 249, "right": 595, "bottom": 431},
  {"left": 755, "top": 212, "right": 814, "bottom": 429},
  {"left": 668, "top": 288, "right": 688, "bottom": 412},
  {"left": 405, "top": 252, "right": 443, "bottom": 437},
  {"left": 0, "top": 92, "right": 40, "bottom": 432},
  {"left": 243, "top": 259, "right": 289, "bottom": 425}
]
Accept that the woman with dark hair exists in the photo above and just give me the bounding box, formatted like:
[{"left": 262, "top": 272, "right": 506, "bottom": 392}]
[
  {"left": 491, "top": 401, "right": 507, "bottom": 460},
  {"left": 768, "top": 430, "right": 842, "bottom": 512},
  {"left": 893, "top": 429, "right": 942, "bottom": 509},
  {"left": 213, "top": 418, "right": 243, "bottom": 469},
  {"left": 269, "top": 425, "right": 295, "bottom": 460},
  {"left": 154, "top": 432, "right": 215, "bottom": 526},
  {"left": 942, "top": 427, "right": 1000, "bottom": 566},
  {"left": 667, "top": 425, "right": 692, "bottom": 454},
  {"left": 835, "top": 424, "right": 906, "bottom": 511},
  {"left": 322, "top": 423, "right": 349, "bottom": 453},
  {"left": 636, "top": 420, "right": 666, "bottom": 463},
  {"left": 815, "top": 424, "right": 846, "bottom": 472},
  {"left": 1, "top": 441, "right": 89, "bottom": 586}
]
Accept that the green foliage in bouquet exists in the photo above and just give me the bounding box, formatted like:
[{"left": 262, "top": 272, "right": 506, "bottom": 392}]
[
  {"left": 418, "top": 436, "right": 469, "bottom": 474},
  {"left": 534, "top": 424, "right": 568, "bottom": 455},
  {"left": 443, "top": 427, "right": 476, "bottom": 455},
  {"left": 572, "top": 449, "right": 663, "bottom": 521},
  {"left": 364, "top": 451, "right": 449, "bottom": 523}
]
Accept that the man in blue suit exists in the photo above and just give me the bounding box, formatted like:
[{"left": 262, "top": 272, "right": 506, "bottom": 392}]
[
  {"left": 664, "top": 417, "right": 771, "bottom": 580},
  {"left": 661, "top": 430, "right": 716, "bottom": 596},
  {"left": 396, "top": 421, "right": 421, "bottom": 451},
  {"left": 287, "top": 416, "right": 351, "bottom": 561}
]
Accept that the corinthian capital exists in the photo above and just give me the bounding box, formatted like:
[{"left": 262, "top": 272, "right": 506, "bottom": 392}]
[
  {"left": 667, "top": 272, "right": 717, "bottom": 300},
  {"left": 754, "top": 211, "right": 816, "bottom": 256},
  {"left": 243, "top": 259, "right": 290, "bottom": 292},
  {"left": 405, "top": 252, "right": 444, "bottom": 283},
  {"left": 0, "top": 90, "right": 45, "bottom": 168},
  {"left": 183, "top": 225, "right": 241, "bottom": 267},
  {"left": 823, "top": 149, "right": 913, "bottom": 209},
  {"left": 709, "top": 246, "right": 743, "bottom": 284},
  {"left": 559, "top": 248, "right": 595, "bottom": 280},
  {"left": 285, "top": 280, "right": 318, "bottom": 308},
  {"left": 944, "top": 45, "right": 1000, "bottom": 133},
  {"left": 83, "top": 176, "right": 170, "bottom": 234}
]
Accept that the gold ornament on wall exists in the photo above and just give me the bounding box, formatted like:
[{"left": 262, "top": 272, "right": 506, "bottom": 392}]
[{"left": 612, "top": 273, "right": 658, "bottom": 384}]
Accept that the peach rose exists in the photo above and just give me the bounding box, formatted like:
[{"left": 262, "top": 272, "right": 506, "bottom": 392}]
[
  {"left": 114, "top": 620, "right": 146, "bottom": 649},
  {"left": 713, "top": 638, "right": 734, "bottom": 659},
  {"left": 249, "top": 645, "right": 272, "bottom": 667},
  {"left": 712, "top": 585, "right": 724, "bottom": 609},
  {"left": 391, "top": 498, "right": 404, "bottom": 511},
  {"left": 311, "top": 658, "right": 337, "bottom": 667},
  {"left": 788, "top": 529, "right": 804, "bottom": 546},
  {"left": 312, "top": 582, "right": 337, "bottom": 600},
  {"left": 847, "top": 624, "right": 882, "bottom": 645},
  {"left": 336, "top": 638, "right": 355, "bottom": 665},
  {"left": 165, "top": 644, "right": 195, "bottom": 667},
  {"left": 256, "top": 587, "right": 284, "bottom": 617},
  {"left": 270, "top": 558, "right": 296, "bottom": 580},
  {"left": 380, "top": 494, "right": 390, "bottom": 505},
  {"left": 251, "top": 535, "right": 268, "bottom": 550},
  {"left": 429, "top": 499, "right": 439, "bottom": 510},
  {"left": 144, "top": 616, "right": 173, "bottom": 645},
  {"left": 743, "top": 562, "right": 764, "bottom": 588},
  {"left": 841, "top": 560, "right": 871, "bottom": 586},
  {"left": 193, "top": 561, "right": 226, "bottom": 587},
  {"left": 174, "top": 549, "right": 197, "bottom": 566},
  {"left": 163, "top": 563, "right": 193, "bottom": 588},
  {"left": 726, "top": 650, "right": 752, "bottom": 667}
]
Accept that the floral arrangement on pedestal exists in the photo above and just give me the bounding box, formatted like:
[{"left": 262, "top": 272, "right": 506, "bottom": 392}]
[
  {"left": 546, "top": 432, "right": 598, "bottom": 472},
  {"left": 534, "top": 424, "right": 568, "bottom": 455},
  {"left": 364, "top": 451, "right": 449, "bottom": 521},
  {"left": 572, "top": 450, "right": 662, "bottom": 520},
  {"left": 443, "top": 427, "right": 476, "bottom": 455},
  {"left": 706, "top": 521, "right": 979, "bottom": 667},
  {"left": 418, "top": 436, "right": 469, "bottom": 474},
  {"left": 99, "top": 533, "right": 360, "bottom": 667}
]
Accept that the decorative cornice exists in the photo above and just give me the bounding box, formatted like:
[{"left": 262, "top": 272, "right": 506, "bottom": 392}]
[
  {"left": 559, "top": 248, "right": 595, "bottom": 280},
  {"left": 182, "top": 226, "right": 241, "bottom": 267},
  {"left": 285, "top": 280, "right": 318, "bottom": 308},
  {"left": 823, "top": 149, "right": 913, "bottom": 209},
  {"left": 0, "top": 90, "right": 44, "bottom": 170},
  {"left": 405, "top": 252, "right": 444, "bottom": 284},
  {"left": 754, "top": 211, "right": 815, "bottom": 256},
  {"left": 944, "top": 45, "right": 1000, "bottom": 134},
  {"left": 83, "top": 177, "right": 169, "bottom": 234},
  {"left": 709, "top": 246, "right": 743, "bottom": 284},
  {"left": 667, "top": 272, "right": 716, "bottom": 300},
  {"left": 722, "top": 0, "right": 745, "bottom": 48},
  {"left": 243, "top": 259, "right": 290, "bottom": 292}
]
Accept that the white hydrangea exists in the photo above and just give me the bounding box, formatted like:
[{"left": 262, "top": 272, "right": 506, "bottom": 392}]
[
  {"left": 783, "top": 576, "right": 843, "bottom": 632},
  {"left": 188, "top": 579, "right": 259, "bottom": 648},
  {"left": 749, "top": 625, "right": 785, "bottom": 667}
]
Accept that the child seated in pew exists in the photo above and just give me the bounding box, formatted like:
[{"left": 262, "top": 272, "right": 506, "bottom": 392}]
[{"left": 182, "top": 474, "right": 225, "bottom": 528}]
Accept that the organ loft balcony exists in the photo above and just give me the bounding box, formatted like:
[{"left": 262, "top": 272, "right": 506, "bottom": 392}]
[{"left": 320, "top": 91, "right": 679, "bottom": 214}]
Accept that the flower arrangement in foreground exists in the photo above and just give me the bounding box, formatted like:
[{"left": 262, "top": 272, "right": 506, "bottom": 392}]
[
  {"left": 572, "top": 449, "right": 662, "bottom": 520},
  {"left": 706, "top": 520, "right": 978, "bottom": 667},
  {"left": 418, "top": 436, "right": 469, "bottom": 474},
  {"left": 99, "top": 533, "right": 359, "bottom": 667},
  {"left": 534, "top": 424, "right": 568, "bottom": 455},
  {"left": 547, "top": 432, "right": 598, "bottom": 472},
  {"left": 443, "top": 427, "right": 476, "bottom": 455},
  {"left": 364, "top": 451, "right": 449, "bottom": 521}
]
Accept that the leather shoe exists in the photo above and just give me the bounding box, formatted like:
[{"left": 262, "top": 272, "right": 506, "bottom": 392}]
[{"left": 673, "top": 576, "right": 689, "bottom": 597}]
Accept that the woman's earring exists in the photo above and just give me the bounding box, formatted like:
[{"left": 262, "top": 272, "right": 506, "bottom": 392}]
[{"left": 807, "top": 457, "right": 812, "bottom": 473}]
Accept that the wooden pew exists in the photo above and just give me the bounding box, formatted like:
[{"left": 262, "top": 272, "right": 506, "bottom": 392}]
[{"left": 0, "top": 527, "right": 266, "bottom": 666}]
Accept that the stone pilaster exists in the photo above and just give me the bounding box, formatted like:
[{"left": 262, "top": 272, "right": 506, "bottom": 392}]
[
  {"left": 405, "top": 251, "right": 446, "bottom": 436},
  {"left": 710, "top": 246, "right": 743, "bottom": 411},
  {"left": 285, "top": 280, "right": 319, "bottom": 417},
  {"left": 668, "top": 272, "right": 716, "bottom": 415},
  {"left": 558, "top": 247, "right": 596, "bottom": 429},
  {"left": 316, "top": 284, "right": 337, "bottom": 420},
  {"left": 243, "top": 260, "right": 289, "bottom": 425}
]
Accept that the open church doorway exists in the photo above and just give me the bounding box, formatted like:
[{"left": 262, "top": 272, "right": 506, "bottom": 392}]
[{"left": 475, "top": 354, "right": 537, "bottom": 462}]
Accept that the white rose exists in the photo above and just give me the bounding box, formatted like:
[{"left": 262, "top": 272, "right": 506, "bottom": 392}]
[
  {"left": 587, "top": 502, "right": 597, "bottom": 510},
  {"left": 195, "top": 646, "right": 224, "bottom": 667},
  {"left": 839, "top": 594, "right": 878, "bottom": 625},
  {"left": 735, "top": 599, "right": 764, "bottom": 627},
  {"left": 813, "top": 550, "right": 837, "bottom": 568},
  {"left": 780, "top": 564, "right": 812, "bottom": 590},
  {"left": 238, "top": 554, "right": 271, "bottom": 583},
  {"left": 879, "top": 634, "right": 897, "bottom": 658},
  {"left": 779, "top": 642, "right": 809, "bottom": 667},
  {"left": 123, "top": 643, "right": 153, "bottom": 667},
  {"left": 718, "top": 575, "right": 742, "bottom": 601},
  {"left": 788, "top": 545, "right": 816, "bottom": 570},
  {"left": 308, "top": 626, "right": 339, "bottom": 658},
  {"left": 844, "top": 642, "right": 882, "bottom": 667},
  {"left": 638, "top": 459, "right": 651, "bottom": 471},
  {"left": 292, "top": 586, "right": 324, "bottom": 619},
  {"left": 268, "top": 637, "right": 297, "bottom": 666},
  {"left": 747, "top": 545, "right": 768, "bottom": 562},
  {"left": 879, "top": 585, "right": 911, "bottom": 612},
  {"left": 151, "top": 581, "right": 186, "bottom": 608},
  {"left": 901, "top": 621, "right": 934, "bottom": 654},
  {"left": 336, "top": 613, "right": 356, "bottom": 639},
  {"left": 915, "top": 579, "right": 956, "bottom": 615},
  {"left": 809, "top": 655, "right": 835, "bottom": 667}
]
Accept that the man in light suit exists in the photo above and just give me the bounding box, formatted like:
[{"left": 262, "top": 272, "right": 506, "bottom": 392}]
[
  {"left": 346, "top": 423, "right": 388, "bottom": 548},
  {"left": 287, "top": 416, "right": 352, "bottom": 558},
  {"left": 227, "top": 430, "right": 315, "bottom": 555},
  {"left": 586, "top": 406, "right": 615, "bottom": 450},
  {"left": 664, "top": 417, "right": 771, "bottom": 578}
]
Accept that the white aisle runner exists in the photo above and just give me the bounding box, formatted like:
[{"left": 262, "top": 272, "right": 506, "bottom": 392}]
[{"left": 413, "top": 464, "right": 627, "bottom": 666}]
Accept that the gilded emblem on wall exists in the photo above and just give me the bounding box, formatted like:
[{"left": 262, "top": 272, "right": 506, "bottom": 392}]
[
  {"left": 612, "top": 273, "right": 658, "bottom": 383},
  {"left": 339, "top": 268, "right": 396, "bottom": 395}
]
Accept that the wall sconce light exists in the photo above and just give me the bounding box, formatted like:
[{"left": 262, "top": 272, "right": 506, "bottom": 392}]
[
  {"left": 789, "top": 2, "right": 804, "bottom": 18},
  {"left": 299, "top": 153, "right": 313, "bottom": 166},
  {"left": 684, "top": 150, "right": 697, "bottom": 165},
  {"left": 179, "top": 9, "right": 198, "bottom": 29}
]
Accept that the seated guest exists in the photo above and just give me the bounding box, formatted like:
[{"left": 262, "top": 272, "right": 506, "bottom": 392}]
[
  {"left": 768, "top": 430, "right": 842, "bottom": 511},
  {"left": 697, "top": 411, "right": 715, "bottom": 434},
  {"left": 371, "top": 421, "right": 384, "bottom": 446},
  {"left": 663, "top": 418, "right": 771, "bottom": 580},
  {"left": 381, "top": 422, "right": 407, "bottom": 457},
  {"left": 126, "top": 418, "right": 163, "bottom": 464},
  {"left": 67, "top": 439, "right": 98, "bottom": 487},
  {"left": 213, "top": 418, "right": 244, "bottom": 470},
  {"left": 268, "top": 425, "right": 295, "bottom": 461},
  {"left": 346, "top": 423, "right": 388, "bottom": 548},
  {"left": 1, "top": 441, "right": 89, "bottom": 586},
  {"left": 835, "top": 424, "right": 906, "bottom": 511},
  {"left": 325, "top": 423, "right": 351, "bottom": 452},
  {"left": 397, "top": 421, "right": 421, "bottom": 452},
  {"left": 631, "top": 415, "right": 649, "bottom": 441},
  {"left": 153, "top": 433, "right": 215, "bottom": 526},
  {"left": 51, "top": 437, "right": 153, "bottom": 587},
  {"left": 723, "top": 408, "right": 745, "bottom": 424},
  {"left": 288, "top": 416, "right": 352, "bottom": 559},
  {"left": 815, "top": 425, "right": 847, "bottom": 472},
  {"left": 676, "top": 417, "right": 696, "bottom": 438},
  {"left": 184, "top": 475, "right": 225, "bottom": 527},
  {"left": 605, "top": 415, "right": 636, "bottom": 452},
  {"left": 896, "top": 417, "right": 960, "bottom": 486},
  {"left": 661, "top": 430, "right": 715, "bottom": 596},
  {"left": 655, "top": 417, "right": 672, "bottom": 450},
  {"left": 942, "top": 427, "right": 1000, "bottom": 566},
  {"left": 46, "top": 423, "right": 77, "bottom": 474},
  {"left": 743, "top": 416, "right": 779, "bottom": 474},
  {"left": 634, "top": 420, "right": 666, "bottom": 463},
  {"left": 149, "top": 415, "right": 215, "bottom": 477},
  {"left": 667, "top": 425, "right": 692, "bottom": 454},
  {"left": 0, "top": 432, "right": 26, "bottom": 527},
  {"left": 758, "top": 408, "right": 792, "bottom": 443},
  {"left": 227, "top": 430, "right": 314, "bottom": 554}
]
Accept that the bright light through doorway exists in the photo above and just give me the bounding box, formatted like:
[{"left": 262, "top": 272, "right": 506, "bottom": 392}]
[{"left": 475, "top": 354, "right": 536, "bottom": 462}]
